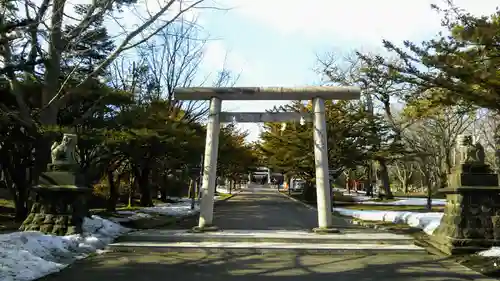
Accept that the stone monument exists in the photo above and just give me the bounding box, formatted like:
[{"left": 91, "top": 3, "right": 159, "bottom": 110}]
[
  {"left": 428, "top": 134, "right": 500, "bottom": 255},
  {"left": 19, "top": 133, "right": 92, "bottom": 235}
]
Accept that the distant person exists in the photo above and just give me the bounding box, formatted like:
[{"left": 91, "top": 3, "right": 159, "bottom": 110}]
[
  {"left": 277, "top": 179, "right": 283, "bottom": 190},
  {"left": 366, "top": 181, "right": 374, "bottom": 197}
]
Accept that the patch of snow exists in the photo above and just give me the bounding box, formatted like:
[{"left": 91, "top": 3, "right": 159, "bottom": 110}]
[
  {"left": 333, "top": 207, "right": 443, "bottom": 235},
  {"left": 333, "top": 188, "right": 446, "bottom": 206},
  {"left": 0, "top": 215, "right": 130, "bottom": 281},
  {"left": 141, "top": 203, "right": 199, "bottom": 217},
  {"left": 113, "top": 199, "right": 200, "bottom": 223},
  {"left": 349, "top": 195, "right": 377, "bottom": 202},
  {"left": 216, "top": 187, "right": 230, "bottom": 194},
  {"left": 1, "top": 197, "right": 206, "bottom": 281},
  {"left": 478, "top": 247, "right": 500, "bottom": 257},
  {"left": 360, "top": 198, "right": 446, "bottom": 206},
  {"left": 108, "top": 213, "right": 153, "bottom": 223}
]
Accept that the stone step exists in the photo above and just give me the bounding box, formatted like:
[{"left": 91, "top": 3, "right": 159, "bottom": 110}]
[
  {"left": 116, "top": 229, "right": 416, "bottom": 245},
  {"left": 108, "top": 241, "right": 425, "bottom": 254}
]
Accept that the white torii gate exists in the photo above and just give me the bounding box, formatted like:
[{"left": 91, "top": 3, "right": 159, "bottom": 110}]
[{"left": 174, "top": 86, "right": 361, "bottom": 233}]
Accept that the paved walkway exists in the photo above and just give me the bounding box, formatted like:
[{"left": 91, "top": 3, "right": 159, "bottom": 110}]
[
  {"left": 39, "top": 185, "right": 494, "bottom": 281},
  {"left": 211, "top": 185, "right": 349, "bottom": 230}
]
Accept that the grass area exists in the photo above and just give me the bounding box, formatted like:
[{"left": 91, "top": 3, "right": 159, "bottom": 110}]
[
  {"left": 124, "top": 214, "right": 180, "bottom": 229},
  {"left": 352, "top": 219, "right": 424, "bottom": 235},
  {"left": 392, "top": 191, "right": 446, "bottom": 199},
  {"left": 90, "top": 206, "right": 143, "bottom": 218},
  {"left": 0, "top": 199, "right": 18, "bottom": 233},
  {"left": 366, "top": 198, "right": 400, "bottom": 202},
  {"left": 0, "top": 198, "right": 14, "bottom": 208},
  {"left": 216, "top": 192, "right": 232, "bottom": 200}
]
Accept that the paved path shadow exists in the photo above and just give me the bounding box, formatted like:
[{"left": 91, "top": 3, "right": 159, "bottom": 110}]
[{"left": 40, "top": 250, "right": 492, "bottom": 281}]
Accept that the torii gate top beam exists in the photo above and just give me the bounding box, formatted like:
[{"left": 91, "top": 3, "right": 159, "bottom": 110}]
[{"left": 174, "top": 86, "right": 361, "bottom": 100}]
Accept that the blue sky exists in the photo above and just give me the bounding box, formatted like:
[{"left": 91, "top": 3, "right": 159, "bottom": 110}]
[{"left": 195, "top": 0, "right": 498, "bottom": 142}]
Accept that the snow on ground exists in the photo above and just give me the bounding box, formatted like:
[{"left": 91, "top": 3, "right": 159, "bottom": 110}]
[
  {"left": 360, "top": 198, "right": 446, "bottom": 206},
  {"left": 478, "top": 247, "right": 500, "bottom": 257},
  {"left": 333, "top": 188, "right": 446, "bottom": 206},
  {"left": 0, "top": 216, "right": 129, "bottom": 281},
  {"left": 109, "top": 197, "right": 202, "bottom": 223},
  {"left": 0, "top": 194, "right": 219, "bottom": 281},
  {"left": 333, "top": 207, "right": 443, "bottom": 235},
  {"left": 140, "top": 201, "right": 199, "bottom": 217},
  {"left": 216, "top": 186, "right": 241, "bottom": 194},
  {"left": 217, "top": 187, "right": 230, "bottom": 194}
]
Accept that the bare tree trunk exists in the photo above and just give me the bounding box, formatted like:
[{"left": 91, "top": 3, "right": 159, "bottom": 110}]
[
  {"left": 128, "top": 176, "right": 138, "bottom": 208},
  {"left": 288, "top": 178, "right": 292, "bottom": 196},
  {"left": 189, "top": 178, "right": 195, "bottom": 210},
  {"left": 187, "top": 177, "right": 193, "bottom": 198},
  {"left": 160, "top": 173, "right": 169, "bottom": 202},
  {"left": 106, "top": 170, "right": 118, "bottom": 212},
  {"left": 426, "top": 169, "right": 433, "bottom": 210},
  {"left": 403, "top": 178, "right": 409, "bottom": 194},
  {"left": 345, "top": 169, "right": 352, "bottom": 194},
  {"left": 378, "top": 159, "right": 393, "bottom": 199},
  {"left": 138, "top": 167, "right": 152, "bottom": 207},
  {"left": 6, "top": 166, "right": 30, "bottom": 221}
]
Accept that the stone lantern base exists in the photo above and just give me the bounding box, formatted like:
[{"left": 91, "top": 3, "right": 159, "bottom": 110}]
[
  {"left": 428, "top": 163, "right": 500, "bottom": 255},
  {"left": 20, "top": 164, "right": 91, "bottom": 236}
]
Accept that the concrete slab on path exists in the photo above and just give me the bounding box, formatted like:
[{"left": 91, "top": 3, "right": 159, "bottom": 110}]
[
  {"left": 110, "top": 241, "right": 425, "bottom": 253},
  {"left": 117, "top": 229, "right": 417, "bottom": 245},
  {"left": 122, "top": 228, "right": 414, "bottom": 239}
]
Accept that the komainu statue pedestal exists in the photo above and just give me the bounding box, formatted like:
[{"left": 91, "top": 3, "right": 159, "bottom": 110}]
[
  {"left": 429, "top": 163, "right": 500, "bottom": 255},
  {"left": 19, "top": 134, "right": 92, "bottom": 235}
]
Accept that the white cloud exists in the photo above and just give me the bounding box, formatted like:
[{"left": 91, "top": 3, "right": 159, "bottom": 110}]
[
  {"left": 200, "top": 40, "right": 273, "bottom": 141},
  {"left": 202, "top": 40, "right": 249, "bottom": 75},
  {"left": 223, "top": 0, "right": 499, "bottom": 46}
]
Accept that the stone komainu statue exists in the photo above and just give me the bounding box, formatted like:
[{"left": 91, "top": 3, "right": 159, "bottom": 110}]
[
  {"left": 50, "top": 134, "right": 78, "bottom": 164},
  {"left": 463, "top": 137, "right": 485, "bottom": 164},
  {"left": 475, "top": 142, "right": 486, "bottom": 164}
]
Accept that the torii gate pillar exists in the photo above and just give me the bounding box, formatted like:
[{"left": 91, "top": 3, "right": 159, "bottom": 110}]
[
  {"left": 312, "top": 97, "right": 332, "bottom": 230},
  {"left": 197, "top": 97, "right": 221, "bottom": 231}
]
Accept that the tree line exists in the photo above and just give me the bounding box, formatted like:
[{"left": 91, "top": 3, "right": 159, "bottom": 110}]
[
  {"left": 0, "top": 0, "right": 257, "bottom": 221},
  {"left": 259, "top": 1, "right": 500, "bottom": 205}
]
